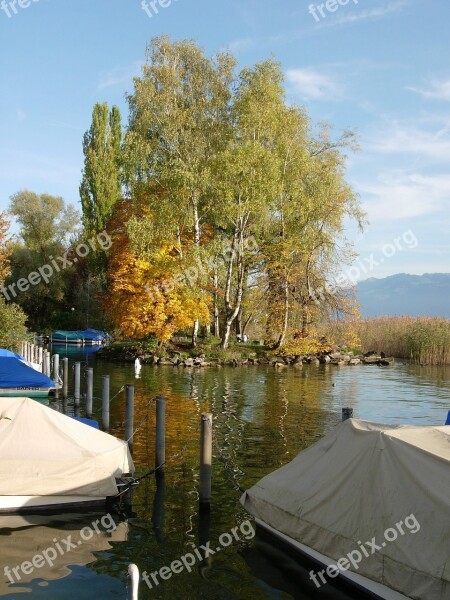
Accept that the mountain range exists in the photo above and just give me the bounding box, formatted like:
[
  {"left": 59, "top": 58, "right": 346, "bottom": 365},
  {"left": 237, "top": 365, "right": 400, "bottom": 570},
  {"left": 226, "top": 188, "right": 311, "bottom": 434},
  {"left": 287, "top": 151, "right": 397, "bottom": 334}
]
[{"left": 356, "top": 273, "right": 450, "bottom": 318}]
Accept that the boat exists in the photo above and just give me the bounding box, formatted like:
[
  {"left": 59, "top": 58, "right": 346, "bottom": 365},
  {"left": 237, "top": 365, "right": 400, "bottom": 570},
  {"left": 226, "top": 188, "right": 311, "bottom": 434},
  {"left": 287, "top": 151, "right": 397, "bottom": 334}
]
[
  {"left": 0, "top": 397, "right": 134, "bottom": 513},
  {"left": 241, "top": 418, "right": 450, "bottom": 600},
  {"left": 0, "top": 349, "right": 57, "bottom": 398},
  {"left": 50, "top": 329, "right": 110, "bottom": 346}
]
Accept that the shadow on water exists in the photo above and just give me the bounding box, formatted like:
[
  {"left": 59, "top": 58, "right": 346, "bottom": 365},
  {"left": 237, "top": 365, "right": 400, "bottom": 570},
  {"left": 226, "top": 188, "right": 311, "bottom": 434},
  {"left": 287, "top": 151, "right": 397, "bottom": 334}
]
[{"left": 1, "top": 354, "right": 449, "bottom": 598}]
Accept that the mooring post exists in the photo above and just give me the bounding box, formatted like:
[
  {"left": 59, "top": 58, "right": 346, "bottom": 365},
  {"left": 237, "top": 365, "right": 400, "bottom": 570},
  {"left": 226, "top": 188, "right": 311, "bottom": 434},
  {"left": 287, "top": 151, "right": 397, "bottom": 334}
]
[
  {"left": 62, "top": 357, "right": 69, "bottom": 398},
  {"left": 102, "top": 375, "right": 110, "bottom": 430},
  {"left": 38, "top": 346, "right": 43, "bottom": 369},
  {"left": 53, "top": 354, "right": 60, "bottom": 382},
  {"left": 44, "top": 351, "right": 51, "bottom": 377},
  {"left": 86, "top": 367, "right": 93, "bottom": 418},
  {"left": 155, "top": 396, "right": 166, "bottom": 473},
  {"left": 200, "top": 413, "right": 213, "bottom": 505},
  {"left": 74, "top": 362, "right": 81, "bottom": 405},
  {"left": 30, "top": 344, "right": 35, "bottom": 363},
  {"left": 125, "top": 384, "right": 135, "bottom": 453},
  {"left": 342, "top": 407, "right": 354, "bottom": 421}
]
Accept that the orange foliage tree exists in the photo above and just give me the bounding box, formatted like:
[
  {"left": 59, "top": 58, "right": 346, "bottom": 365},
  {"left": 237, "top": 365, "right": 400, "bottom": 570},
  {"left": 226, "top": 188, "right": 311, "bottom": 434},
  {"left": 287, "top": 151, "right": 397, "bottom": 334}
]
[{"left": 105, "top": 202, "right": 210, "bottom": 342}]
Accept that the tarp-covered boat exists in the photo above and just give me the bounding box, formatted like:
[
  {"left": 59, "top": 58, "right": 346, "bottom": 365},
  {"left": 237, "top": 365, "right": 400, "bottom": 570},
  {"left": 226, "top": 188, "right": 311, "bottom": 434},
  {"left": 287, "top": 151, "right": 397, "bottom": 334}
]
[
  {"left": 0, "top": 349, "right": 56, "bottom": 397},
  {"left": 50, "top": 329, "right": 110, "bottom": 345},
  {"left": 0, "top": 397, "right": 134, "bottom": 513},
  {"left": 241, "top": 418, "right": 450, "bottom": 600}
]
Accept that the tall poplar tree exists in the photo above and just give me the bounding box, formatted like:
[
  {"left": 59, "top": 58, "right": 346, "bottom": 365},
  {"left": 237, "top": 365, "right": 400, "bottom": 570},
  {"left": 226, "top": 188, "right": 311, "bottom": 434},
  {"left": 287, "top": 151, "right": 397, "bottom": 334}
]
[{"left": 80, "top": 103, "right": 122, "bottom": 237}]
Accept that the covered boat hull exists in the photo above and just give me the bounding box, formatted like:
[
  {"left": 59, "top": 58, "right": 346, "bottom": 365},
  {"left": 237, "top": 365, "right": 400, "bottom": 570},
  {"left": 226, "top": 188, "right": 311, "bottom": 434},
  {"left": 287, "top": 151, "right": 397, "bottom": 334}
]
[
  {"left": 254, "top": 518, "right": 409, "bottom": 600},
  {"left": 0, "top": 495, "right": 106, "bottom": 514},
  {"left": 0, "top": 387, "right": 55, "bottom": 398}
]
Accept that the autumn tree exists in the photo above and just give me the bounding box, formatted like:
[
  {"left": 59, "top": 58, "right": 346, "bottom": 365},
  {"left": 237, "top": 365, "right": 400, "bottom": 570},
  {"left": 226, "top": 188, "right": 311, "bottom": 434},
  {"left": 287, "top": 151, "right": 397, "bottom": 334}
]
[
  {"left": 124, "top": 36, "right": 235, "bottom": 345},
  {"left": 105, "top": 201, "right": 210, "bottom": 341}
]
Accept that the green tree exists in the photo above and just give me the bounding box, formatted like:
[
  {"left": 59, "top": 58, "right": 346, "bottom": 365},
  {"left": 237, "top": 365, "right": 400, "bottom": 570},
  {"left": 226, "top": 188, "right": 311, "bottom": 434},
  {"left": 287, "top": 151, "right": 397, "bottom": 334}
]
[
  {"left": 124, "top": 36, "right": 235, "bottom": 345},
  {"left": 80, "top": 103, "right": 122, "bottom": 238},
  {"left": 7, "top": 191, "right": 80, "bottom": 331}
]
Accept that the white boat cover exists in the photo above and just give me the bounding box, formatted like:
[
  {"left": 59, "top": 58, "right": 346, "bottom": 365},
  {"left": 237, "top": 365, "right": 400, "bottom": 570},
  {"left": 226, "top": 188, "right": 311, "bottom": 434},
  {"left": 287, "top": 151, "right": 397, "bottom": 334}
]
[
  {"left": 0, "top": 397, "right": 134, "bottom": 497},
  {"left": 241, "top": 419, "right": 450, "bottom": 600}
]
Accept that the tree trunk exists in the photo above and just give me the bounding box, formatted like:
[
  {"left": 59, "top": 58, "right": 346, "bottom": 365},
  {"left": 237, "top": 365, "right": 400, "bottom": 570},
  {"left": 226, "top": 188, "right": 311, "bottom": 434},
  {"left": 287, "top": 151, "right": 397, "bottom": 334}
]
[
  {"left": 221, "top": 225, "right": 246, "bottom": 349},
  {"left": 191, "top": 194, "right": 200, "bottom": 347},
  {"left": 242, "top": 313, "right": 253, "bottom": 337},
  {"left": 213, "top": 270, "right": 220, "bottom": 338},
  {"left": 272, "top": 270, "right": 289, "bottom": 350},
  {"left": 192, "top": 320, "right": 199, "bottom": 347}
]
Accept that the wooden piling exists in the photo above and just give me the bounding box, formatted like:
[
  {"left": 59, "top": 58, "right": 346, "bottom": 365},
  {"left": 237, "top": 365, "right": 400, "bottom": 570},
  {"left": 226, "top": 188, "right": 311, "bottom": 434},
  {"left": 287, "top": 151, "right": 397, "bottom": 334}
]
[
  {"left": 53, "top": 354, "right": 59, "bottom": 383},
  {"left": 342, "top": 407, "right": 354, "bottom": 421},
  {"left": 62, "top": 357, "right": 69, "bottom": 398},
  {"left": 38, "top": 346, "right": 43, "bottom": 369},
  {"left": 125, "top": 385, "right": 135, "bottom": 453},
  {"left": 102, "top": 375, "right": 110, "bottom": 430},
  {"left": 44, "top": 351, "right": 51, "bottom": 377},
  {"left": 155, "top": 396, "right": 166, "bottom": 472},
  {"left": 199, "top": 413, "right": 213, "bottom": 505},
  {"left": 73, "top": 362, "right": 81, "bottom": 404},
  {"left": 86, "top": 367, "right": 93, "bottom": 417}
]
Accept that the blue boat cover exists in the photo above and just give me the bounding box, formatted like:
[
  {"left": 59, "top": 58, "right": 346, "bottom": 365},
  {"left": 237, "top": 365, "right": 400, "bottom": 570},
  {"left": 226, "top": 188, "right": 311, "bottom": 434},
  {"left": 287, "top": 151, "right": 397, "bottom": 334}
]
[
  {"left": 0, "top": 349, "right": 25, "bottom": 360},
  {"left": 0, "top": 353, "right": 55, "bottom": 387},
  {"left": 51, "top": 329, "right": 109, "bottom": 342}
]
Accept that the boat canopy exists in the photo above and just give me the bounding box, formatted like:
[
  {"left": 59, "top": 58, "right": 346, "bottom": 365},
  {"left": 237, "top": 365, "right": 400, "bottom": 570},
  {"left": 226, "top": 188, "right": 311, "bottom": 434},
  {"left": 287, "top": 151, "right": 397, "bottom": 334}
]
[
  {"left": 0, "top": 397, "right": 134, "bottom": 497},
  {"left": 241, "top": 418, "right": 450, "bottom": 600},
  {"left": 0, "top": 352, "right": 55, "bottom": 388},
  {"left": 51, "top": 329, "right": 109, "bottom": 342}
]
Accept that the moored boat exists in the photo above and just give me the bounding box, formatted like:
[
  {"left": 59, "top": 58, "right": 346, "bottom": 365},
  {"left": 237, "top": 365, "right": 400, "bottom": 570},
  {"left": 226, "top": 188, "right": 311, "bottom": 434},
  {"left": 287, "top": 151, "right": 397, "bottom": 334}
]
[
  {"left": 0, "top": 349, "right": 57, "bottom": 397},
  {"left": 241, "top": 418, "right": 450, "bottom": 600},
  {"left": 0, "top": 397, "right": 134, "bottom": 513},
  {"left": 50, "top": 329, "right": 110, "bottom": 346}
]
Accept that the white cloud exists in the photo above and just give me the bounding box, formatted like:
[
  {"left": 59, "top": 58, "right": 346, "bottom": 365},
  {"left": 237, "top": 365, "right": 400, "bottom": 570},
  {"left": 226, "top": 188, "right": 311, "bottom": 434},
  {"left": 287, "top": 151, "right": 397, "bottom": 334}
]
[
  {"left": 334, "top": 1, "right": 407, "bottom": 25},
  {"left": 408, "top": 78, "right": 450, "bottom": 101},
  {"left": 367, "top": 121, "right": 450, "bottom": 161},
  {"left": 97, "top": 61, "right": 141, "bottom": 90},
  {"left": 286, "top": 68, "right": 340, "bottom": 100},
  {"left": 359, "top": 172, "right": 450, "bottom": 223}
]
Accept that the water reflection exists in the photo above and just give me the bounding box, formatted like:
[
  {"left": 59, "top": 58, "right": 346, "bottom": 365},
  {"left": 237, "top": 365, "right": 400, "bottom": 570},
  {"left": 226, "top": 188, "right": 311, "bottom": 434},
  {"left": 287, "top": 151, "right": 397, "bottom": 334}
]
[{"left": 1, "top": 360, "right": 448, "bottom": 598}]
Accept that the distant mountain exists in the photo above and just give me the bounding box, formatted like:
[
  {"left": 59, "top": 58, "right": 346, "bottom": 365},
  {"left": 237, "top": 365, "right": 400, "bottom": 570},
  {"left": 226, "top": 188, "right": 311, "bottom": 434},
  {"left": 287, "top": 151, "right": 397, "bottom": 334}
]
[{"left": 356, "top": 273, "right": 450, "bottom": 318}]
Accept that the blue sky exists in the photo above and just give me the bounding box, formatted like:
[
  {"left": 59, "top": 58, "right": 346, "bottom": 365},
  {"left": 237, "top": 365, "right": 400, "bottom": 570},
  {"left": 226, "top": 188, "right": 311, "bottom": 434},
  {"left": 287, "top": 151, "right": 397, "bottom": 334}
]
[{"left": 0, "top": 0, "right": 449, "bottom": 279}]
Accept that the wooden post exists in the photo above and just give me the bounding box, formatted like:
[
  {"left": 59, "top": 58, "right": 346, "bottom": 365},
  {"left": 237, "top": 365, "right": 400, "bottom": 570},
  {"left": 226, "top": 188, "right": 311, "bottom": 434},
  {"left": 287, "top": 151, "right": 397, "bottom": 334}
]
[
  {"left": 53, "top": 354, "right": 59, "bottom": 383},
  {"left": 199, "top": 413, "right": 213, "bottom": 505},
  {"left": 62, "top": 357, "right": 69, "bottom": 398},
  {"left": 102, "top": 375, "right": 110, "bottom": 430},
  {"left": 342, "top": 407, "right": 354, "bottom": 421},
  {"left": 30, "top": 344, "right": 35, "bottom": 363},
  {"left": 86, "top": 367, "right": 93, "bottom": 418},
  {"left": 44, "top": 351, "right": 51, "bottom": 377},
  {"left": 155, "top": 396, "right": 166, "bottom": 472},
  {"left": 38, "top": 346, "right": 43, "bottom": 369},
  {"left": 125, "top": 385, "right": 135, "bottom": 453},
  {"left": 73, "top": 362, "right": 81, "bottom": 404}
]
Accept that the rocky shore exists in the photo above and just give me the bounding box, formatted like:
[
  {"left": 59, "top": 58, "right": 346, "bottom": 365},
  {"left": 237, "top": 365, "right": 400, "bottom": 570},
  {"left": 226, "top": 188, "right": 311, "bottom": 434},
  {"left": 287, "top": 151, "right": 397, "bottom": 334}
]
[{"left": 97, "top": 345, "right": 394, "bottom": 368}]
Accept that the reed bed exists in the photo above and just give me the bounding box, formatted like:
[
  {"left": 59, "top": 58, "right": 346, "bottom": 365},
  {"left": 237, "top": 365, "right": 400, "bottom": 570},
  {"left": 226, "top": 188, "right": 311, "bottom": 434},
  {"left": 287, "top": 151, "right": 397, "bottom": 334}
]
[{"left": 354, "top": 316, "right": 450, "bottom": 366}]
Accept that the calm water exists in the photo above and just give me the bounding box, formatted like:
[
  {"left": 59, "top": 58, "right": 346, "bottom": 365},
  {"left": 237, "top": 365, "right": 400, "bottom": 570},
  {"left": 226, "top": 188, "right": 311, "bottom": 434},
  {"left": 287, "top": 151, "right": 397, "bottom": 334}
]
[{"left": 1, "top": 351, "right": 449, "bottom": 599}]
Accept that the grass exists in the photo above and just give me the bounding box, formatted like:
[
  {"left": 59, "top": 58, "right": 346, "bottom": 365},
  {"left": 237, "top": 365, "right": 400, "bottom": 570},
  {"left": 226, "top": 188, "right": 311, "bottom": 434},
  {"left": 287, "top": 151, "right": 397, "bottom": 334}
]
[{"left": 354, "top": 317, "right": 450, "bottom": 366}]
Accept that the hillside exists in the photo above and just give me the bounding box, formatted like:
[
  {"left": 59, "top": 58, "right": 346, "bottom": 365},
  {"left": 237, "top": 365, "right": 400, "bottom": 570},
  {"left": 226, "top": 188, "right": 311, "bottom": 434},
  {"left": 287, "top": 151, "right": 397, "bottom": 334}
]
[{"left": 357, "top": 273, "right": 450, "bottom": 318}]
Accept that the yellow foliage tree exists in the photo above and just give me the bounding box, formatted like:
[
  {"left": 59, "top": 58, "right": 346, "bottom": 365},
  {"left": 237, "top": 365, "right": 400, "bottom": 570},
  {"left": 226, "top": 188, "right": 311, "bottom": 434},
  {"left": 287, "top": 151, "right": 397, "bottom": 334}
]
[{"left": 106, "top": 202, "right": 210, "bottom": 342}]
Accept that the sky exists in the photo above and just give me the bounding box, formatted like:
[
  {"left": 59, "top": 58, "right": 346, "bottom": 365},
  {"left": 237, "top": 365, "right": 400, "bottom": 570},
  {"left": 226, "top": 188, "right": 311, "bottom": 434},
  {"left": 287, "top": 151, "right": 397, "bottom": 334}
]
[{"left": 0, "top": 0, "right": 449, "bottom": 280}]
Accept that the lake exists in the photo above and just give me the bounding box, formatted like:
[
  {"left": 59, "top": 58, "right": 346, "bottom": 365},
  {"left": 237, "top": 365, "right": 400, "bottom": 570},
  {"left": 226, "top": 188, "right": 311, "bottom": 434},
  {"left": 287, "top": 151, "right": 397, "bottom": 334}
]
[{"left": 1, "top": 352, "right": 449, "bottom": 599}]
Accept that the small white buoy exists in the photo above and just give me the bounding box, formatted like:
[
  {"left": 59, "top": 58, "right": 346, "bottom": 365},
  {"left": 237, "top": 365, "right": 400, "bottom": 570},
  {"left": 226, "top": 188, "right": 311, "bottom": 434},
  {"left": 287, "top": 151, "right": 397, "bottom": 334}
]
[
  {"left": 134, "top": 358, "right": 142, "bottom": 373},
  {"left": 128, "top": 563, "right": 139, "bottom": 600}
]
